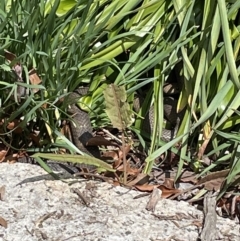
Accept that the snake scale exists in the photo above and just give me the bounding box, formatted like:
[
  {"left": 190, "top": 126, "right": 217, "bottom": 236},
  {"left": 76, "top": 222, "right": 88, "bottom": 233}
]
[
  {"left": 18, "top": 83, "right": 183, "bottom": 175},
  {"left": 134, "top": 82, "right": 184, "bottom": 141},
  {"left": 71, "top": 84, "right": 183, "bottom": 152},
  {"left": 139, "top": 96, "right": 183, "bottom": 141},
  {"left": 71, "top": 83, "right": 184, "bottom": 150},
  {"left": 67, "top": 87, "right": 100, "bottom": 158}
]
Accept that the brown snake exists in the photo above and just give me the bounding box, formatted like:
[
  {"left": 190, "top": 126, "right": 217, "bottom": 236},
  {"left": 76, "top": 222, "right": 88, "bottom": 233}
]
[
  {"left": 135, "top": 82, "right": 184, "bottom": 141},
  {"left": 18, "top": 87, "right": 100, "bottom": 173},
  {"left": 69, "top": 83, "right": 184, "bottom": 154},
  {"left": 18, "top": 84, "right": 183, "bottom": 174},
  {"left": 68, "top": 87, "right": 100, "bottom": 158}
]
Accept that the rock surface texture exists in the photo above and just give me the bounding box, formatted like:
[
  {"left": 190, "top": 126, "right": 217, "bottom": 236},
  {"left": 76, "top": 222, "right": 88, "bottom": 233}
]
[{"left": 0, "top": 163, "right": 239, "bottom": 241}]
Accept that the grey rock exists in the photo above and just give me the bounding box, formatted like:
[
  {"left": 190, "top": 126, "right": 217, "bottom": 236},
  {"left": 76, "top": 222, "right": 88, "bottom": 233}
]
[{"left": 0, "top": 163, "right": 239, "bottom": 241}]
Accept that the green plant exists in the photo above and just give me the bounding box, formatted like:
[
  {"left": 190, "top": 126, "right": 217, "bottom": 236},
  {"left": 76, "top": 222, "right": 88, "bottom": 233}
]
[{"left": 1, "top": 0, "right": 240, "bottom": 197}]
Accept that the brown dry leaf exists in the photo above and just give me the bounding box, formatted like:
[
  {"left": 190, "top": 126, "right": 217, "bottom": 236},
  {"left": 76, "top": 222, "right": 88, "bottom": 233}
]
[
  {"left": 110, "top": 145, "right": 132, "bottom": 168},
  {"left": 235, "top": 197, "right": 240, "bottom": 221},
  {"left": 3, "top": 153, "right": 19, "bottom": 163},
  {"left": 204, "top": 178, "right": 224, "bottom": 191},
  {"left": 7, "top": 120, "right": 22, "bottom": 134},
  {"left": 4, "top": 50, "right": 22, "bottom": 81},
  {"left": 118, "top": 145, "right": 131, "bottom": 159},
  {"left": 135, "top": 184, "right": 160, "bottom": 192},
  {"left": 0, "top": 216, "right": 7, "bottom": 228},
  {"left": 29, "top": 68, "right": 41, "bottom": 84},
  {"left": 198, "top": 169, "right": 230, "bottom": 184},
  {"left": 29, "top": 68, "right": 42, "bottom": 93},
  {"left": 112, "top": 154, "right": 125, "bottom": 168},
  {"left": 163, "top": 178, "right": 175, "bottom": 189},
  {"left": 0, "top": 185, "right": 6, "bottom": 201},
  {"left": 4, "top": 50, "right": 16, "bottom": 61},
  {"left": 116, "top": 163, "right": 139, "bottom": 176},
  {"left": 216, "top": 197, "right": 227, "bottom": 208},
  {"left": 62, "top": 124, "right": 71, "bottom": 138},
  {"left": 102, "top": 151, "right": 119, "bottom": 161},
  {"left": 158, "top": 185, "right": 181, "bottom": 198},
  {"left": 198, "top": 169, "right": 231, "bottom": 191},
  {"left": 180, "top": 173, "right": 198, "bottom": 184},
  {"left": 198, "top": 138, "right": 210, "bottom": 159},
  {"left": 127, "top": 173, "right": 149, "bottom": 186},
  {"left": 180, "top": 170, "right": 197, "bottom": 184},
  {"left": 112, "top": 180, "right": 121, "bottom": 186},
  {"left": 0, "top": 149, "right": 8, "bottom": 162}
]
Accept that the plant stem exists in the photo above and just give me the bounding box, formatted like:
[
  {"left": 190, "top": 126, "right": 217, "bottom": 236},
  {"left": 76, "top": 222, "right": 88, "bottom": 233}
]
[{"left": 121, "top": 131, "right": 127, "bottom": 185}]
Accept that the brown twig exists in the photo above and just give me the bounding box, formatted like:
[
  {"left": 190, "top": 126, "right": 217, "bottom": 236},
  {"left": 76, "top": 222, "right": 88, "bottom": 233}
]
[{"left": 71, "top": 188, "right": 90, "bottom": 206}]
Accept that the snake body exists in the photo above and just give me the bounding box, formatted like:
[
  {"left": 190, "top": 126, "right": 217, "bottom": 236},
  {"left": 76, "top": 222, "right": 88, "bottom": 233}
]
[
  {"left": 18, "top": 84, "right": 183, "bottom": 174},
  {"left": 18, "top": 87, "right": 100, "bottom": 174},
  {"left": 70, "top": 84, "right": 183, "bottom": 151},
  {"left": 142, "top": 97, "right": 183, "bottom": 142},
  {"left": 68, "top": 88, "right": 100, "bottom": 158},
  {"left": 135, "top": 82, "right": 184, "bottom": 142}
]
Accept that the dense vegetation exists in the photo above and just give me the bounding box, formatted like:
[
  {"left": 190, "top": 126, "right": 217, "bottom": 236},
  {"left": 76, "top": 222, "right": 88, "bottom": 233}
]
[{"left": 0, "top": 0, "right": 240, "bottom": 198}]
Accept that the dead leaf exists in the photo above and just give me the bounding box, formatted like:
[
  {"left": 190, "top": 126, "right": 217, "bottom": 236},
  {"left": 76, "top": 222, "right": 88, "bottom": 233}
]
[
  {"left": 0, "top": 216, "right": 7, "bottom": 228},
  {"left": 7, "top": 120, "right": 22, "bottom": 134},
  {"left": 217, "top": 197, "right": 227, "bottom": 208},
  {"left": 29, "top": 68, "right": 42, "bottom": 93},
  {"left": 235, "top": 197, "right": 240, "bottom": 221},
  {"left": 204, "top": 178, "right": 224, "bottom": 191},
  {"left": 198, "top": 169, "right": 230, "bottom": 184},
  {"left": 3, "top": 153, "right": 19, "bottom": 163},
  {"left": 4, "top": 50, "right": 16, "bottom": 62},
  {"left": 0, "top": 149, "right": 8, "bottom": 162},
  {"left": 158, "top": 185, "right": 181, "bottom": 198},
  {"left": 134, "top": 182, "right": 179, "bottom": 200},
  {"left": 179, "top": 170, "right": 198, "bottom": 184},
  {"left": 198, "top": 138, "right": 210, "bottom": 159},
  {"left": 62, "top": 124, "right": 71, "bottom": 140},
  {"left": 41, "top": 103, "right": 48, "bottom": 109},
  {"left": 198, "top": 169, "right": 233, "bottom": 191},
  {"left": 116, "top": 162, "right": 139, "bottom": 176},
  {"left": 135, "top": 184, "right": 160, "bottom": 192},
  {"left": 127, "top": 173, "right": 149, "bottom": 186},
  {"left": 101, "top": 151, "right": 119, "bottom": 162},
  {"left": 118, "top": 145, "right": 131, "bottom": 159},
  {"left": 29, "top": 68, "right": 41, "bottom": 84},
  {"left": 163, "top": 178, "right": 175, "bottom": 189},
  {"left": 180, "top": 173, "right": 198, "bottom": 184}
]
